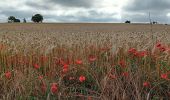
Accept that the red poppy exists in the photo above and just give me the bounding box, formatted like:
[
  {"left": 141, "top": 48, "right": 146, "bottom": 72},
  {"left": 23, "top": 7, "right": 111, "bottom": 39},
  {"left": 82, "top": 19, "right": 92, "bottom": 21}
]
[
  {"left": 161, "top": 73, "right": 169, "bottom": 80},
  {"left": 63, "top": 64, "right": 68, "bottom": 69},
  {"left": 156, "top": 42, "right": 162, "bottom": 48},
  {"left": 34, "top": 64, "right": 40, "bottom": 69},
  {"left": 122, "top": 72, "right": 129, "bottom": 77},
  {"left": 119, "top": 60, "right": 126, "bottom": 67},
  {"left": 159, "top": 47, "right": 166, "bottom": 52},
  {"left": 88, "top": 55, "right": 97, "bottom": 62},
  {"left": 88, "top": 96, "right": 92, "bottom": 100},
  {"left": 38, "top": 75, "right": 43, "bottom": 80},
  {"left": 62, "top": 67, "right": 68, "bottom": 73},
  {"left": 51, "top": 83, "right": 58, "bottom": 93},
  {"left": 109, "top": 74, "right": 116, "bottom": 79},
  {"left": 62, "top": 64, "right": 69, "bottom": 73},
  {"left": 128, "top": 48, "right": 136, "bottom": 54},
  {"left": 139, "top": 51, "right": 147, "bottom": 57},
  {"left": 133, "top": 51, "right": 139, "bottom": 57},
  {"left": 79, "top": 75, "right": 86, "bottom": 82},
  {"left": 5, "top": 71, "right": 11, "bottom": 79},
  {"left": 75, "top": 59, "right": 83, "bottom": 65},
  {"left": 143, "top": 82, "right": 150, "bottom": 87}
]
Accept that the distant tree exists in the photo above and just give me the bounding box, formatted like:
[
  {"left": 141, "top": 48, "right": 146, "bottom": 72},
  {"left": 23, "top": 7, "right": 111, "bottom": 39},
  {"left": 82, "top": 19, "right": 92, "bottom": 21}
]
[
  {"left": 31, "top": 14, "right": 43, "bottom": 23},
  {"left": 14, "top": 19, "right": 20, "bottom": 23},
  {"left": 152, "top": 21, "right": 158, "bottom": 24},
  {"left": 23, "top": 18, "right": 27, "bottom": 23},
  {"left": 8, "top": 16, "right": 16, "bottom": 23},
  {"left": 125, "top": 20, "right": 131, "bottom": 24}
]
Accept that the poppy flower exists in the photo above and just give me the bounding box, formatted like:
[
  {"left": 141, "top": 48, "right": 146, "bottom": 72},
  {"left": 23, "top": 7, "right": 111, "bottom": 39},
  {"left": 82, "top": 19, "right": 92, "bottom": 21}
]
[
  {"left": 79, "top": 75, "right": 86, "bottom": 82},
  {"left": 161, "top": 73, "right": 169, "bottom": 80},
  {"left": 156, "top": 42, "right": 162, "bottom": 48},
  {"left": 143, "top": 82, "right": 150, "bottom": 87},
  {"left": 122, "top": 72, "right": 129, "bottom": 77},
  {"left": 62, "top": 67, "right": 68, "bottom": 73},
  {"left": 139, "top": 51, "right": 147, "bottom": 57},
  {"left": 128, "top": 48, "right": 136, "bottom": 54},
  {"left": 133, "top": 51, "right": 139, "bottom": 57},
  {"left": 5, "top": 71, "right": 11, "bottom": 79},
  {"left": 51, "top": 83, "right": 58, "bottom": 94},
  {"left": 63, "top": 64, "right": 68, "bottom": 69},
  {"left": 109, "top": 74, "right": 116, "bottom": 79},
  {"left": 88, "top": 96, "right": 92, "bottom": 100},
  {"left": 119, "top": 60, "right": 126, "bottom": 67},
  {"left": 75, "top": 59, "right": 83, "bottom": 65},
  {"left": 159, "top": 47, "right": 166, "bottom": 52},
  {"left": 34, "top": 64, "right": 40, "bottom": 69},
  {"left": 88, "top": 55, "right": 97, "bottom": 62},
  {"left": 38, "top": 75, "right": 43, "bottom": 80}
]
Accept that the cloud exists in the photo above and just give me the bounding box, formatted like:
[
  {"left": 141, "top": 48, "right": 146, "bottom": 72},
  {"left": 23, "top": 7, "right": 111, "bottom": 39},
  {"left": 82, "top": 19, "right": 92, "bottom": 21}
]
[
  {"left": 122, "top": 0, "right": 170, "bottom": 23},
  {"left": 125, "top": 0, "right": 170, "bottom": 12},
  {"left": 47, "top": 0, "right": 94, "bottom": 8}
]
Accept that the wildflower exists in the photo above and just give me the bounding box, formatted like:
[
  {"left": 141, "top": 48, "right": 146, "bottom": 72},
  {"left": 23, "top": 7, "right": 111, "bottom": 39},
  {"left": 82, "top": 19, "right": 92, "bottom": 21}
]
[
  {"left": 63, "top": 64, "right": 68, "bottom": 69},
  {"left": 63, "top": 68, "right": 68, "bottom": 73},
  {"left": 133, "top": 51, "right": 139, "bottom": 57},
  {"left": 119, "top": 60, "right": 126, "bottom": 67},
  {"left": 88, "top": 55, "right": 97, "bottom": 62},
  {"left": 51, "top": 83, "right": 58, "bottom": 94},
  {"left": 5, "top": 71, "right": 11, "bottom": 79},
  {"left": 156, "top": 42, "right": 161, "bottom": 48},
  {"left": 139, "top": 51, "right": 147, "bottom": 57},
  {"left": 143, "top": 82, "right": 150, "bottom": 87},
  {"left": 128, "top": 48, "right": 136, "bottom": 54},
  {"left": 88, "top": 96, "right": 92, "bottom": 100},
  {"left": 161, "top": 73, "right": 168, "bottom": 80},
  {"left": 159, "top": 47, "right": 166, "bottom": 52},
  {"left": 75, "top": 59, "right": 83, "bottom": 65},
  {"left": 79, "top": 75, "right": 86, "bottom": 82},
  {"left": 109, "top": 74, "right": 116, "bottom": 79},
  {"left": 38, "top": 75, "right": 43, "bottom": 80},
  {"left": 62, "top": 64, "right": 69, "bottom": 73},
  {"left": 122, "top": 72, "right": 129, "bottom": 77},
  {"left": 34, "top": 64, "right": 40, "bottom": 69}
]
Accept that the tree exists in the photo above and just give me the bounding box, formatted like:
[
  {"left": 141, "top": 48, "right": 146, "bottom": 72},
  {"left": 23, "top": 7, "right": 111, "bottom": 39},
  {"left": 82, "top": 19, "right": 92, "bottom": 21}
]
[
  {"left": 8, "top": 16, "right": 16, "bottom": 23},
  {"left": 125, "top": 20, "right": 131, "bottom": 24},
  {"left": 31, "top": 14, "right": 43, "bottom": 23},
  {"left": 23, "top": 18, "right": 27, "bottom": 23},
  {"left": 14, "top": 19, "right": 20, "bottom": 23}
]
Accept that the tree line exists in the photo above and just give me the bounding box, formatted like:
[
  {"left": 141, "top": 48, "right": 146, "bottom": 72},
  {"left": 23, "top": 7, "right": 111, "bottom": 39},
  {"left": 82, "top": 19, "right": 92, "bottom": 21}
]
[{"left": 8, "top": 14, "right": 43, "bottom": 23}]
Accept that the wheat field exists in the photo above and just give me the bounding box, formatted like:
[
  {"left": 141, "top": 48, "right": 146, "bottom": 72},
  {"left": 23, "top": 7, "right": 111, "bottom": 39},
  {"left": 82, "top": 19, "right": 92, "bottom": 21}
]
[{"left": 0, "top": 23, "right": 170, "bottom": 99}]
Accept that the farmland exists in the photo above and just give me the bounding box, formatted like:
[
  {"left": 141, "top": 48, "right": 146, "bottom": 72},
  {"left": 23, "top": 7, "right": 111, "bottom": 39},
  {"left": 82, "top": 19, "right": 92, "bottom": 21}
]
[{"left": 0, "top": 23, "right": 170, "bottom": 99}]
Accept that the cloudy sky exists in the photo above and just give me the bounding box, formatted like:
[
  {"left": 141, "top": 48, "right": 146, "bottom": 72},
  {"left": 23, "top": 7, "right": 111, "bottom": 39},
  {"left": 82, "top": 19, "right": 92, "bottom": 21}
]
[{"left": 0, "top": 0, "right": 170, "bottom": 23}]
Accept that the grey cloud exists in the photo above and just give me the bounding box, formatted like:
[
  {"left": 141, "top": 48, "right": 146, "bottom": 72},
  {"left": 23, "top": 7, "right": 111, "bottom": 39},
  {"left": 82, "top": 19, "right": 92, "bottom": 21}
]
[
  {"left": 0, "top": 9, "right": 34, "bottom": 22},
  {"left": 125, "top": 0, "right": 170, "bottom": 12},
  {"left": 26, "top": 1, "right": 53, "bottom": 10},
  {"left": 25, "top": 0, "right": 94, "bottom": 9},
  {"left": 122, "top": 0, "right": 170, "bottom": 23},
  {"left": 44, "top": 10, "right": 119, "bottom": 22},
  {"left": 47, "top": 0, "right": 94, "bottom": 8}
]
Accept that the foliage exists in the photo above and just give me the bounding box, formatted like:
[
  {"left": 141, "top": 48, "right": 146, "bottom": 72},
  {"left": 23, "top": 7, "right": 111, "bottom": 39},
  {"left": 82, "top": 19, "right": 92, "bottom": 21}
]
[{"left": 31, "top": 14, "right": 43, "bottom": 23}]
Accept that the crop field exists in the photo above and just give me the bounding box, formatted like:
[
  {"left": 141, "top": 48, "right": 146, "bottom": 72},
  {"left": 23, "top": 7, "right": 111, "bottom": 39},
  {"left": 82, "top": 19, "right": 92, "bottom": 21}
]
[{"left": 0, "top": 23, "right": 170, "bottom": 99}]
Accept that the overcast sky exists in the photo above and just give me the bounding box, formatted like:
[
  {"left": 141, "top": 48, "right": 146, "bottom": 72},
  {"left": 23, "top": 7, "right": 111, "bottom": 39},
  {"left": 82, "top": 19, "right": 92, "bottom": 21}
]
[{"left": 0, "top": 0, "right": 170, "bottom": 23}]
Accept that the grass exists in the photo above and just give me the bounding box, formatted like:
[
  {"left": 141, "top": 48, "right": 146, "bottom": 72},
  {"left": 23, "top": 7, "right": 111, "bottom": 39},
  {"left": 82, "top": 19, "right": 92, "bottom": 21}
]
[{"left": 0, "top": 23, "right": 169, "bottom": 99}]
